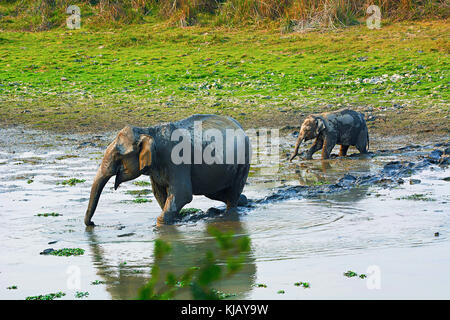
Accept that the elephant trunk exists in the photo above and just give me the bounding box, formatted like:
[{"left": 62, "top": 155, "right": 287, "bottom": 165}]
[
  {"left": 289, "top": 135, "right": 304, "bottom": 161},
  {"left": 84, "top": 168, "right": 113, "bottom": 226}
]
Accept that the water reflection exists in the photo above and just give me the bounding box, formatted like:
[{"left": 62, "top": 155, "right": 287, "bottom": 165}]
[
  {"left": 85, "top": 214, "right": 256, "bottom": 300},
  {"left": 293, "top": 158, "right": 373, "bottom": 186}
]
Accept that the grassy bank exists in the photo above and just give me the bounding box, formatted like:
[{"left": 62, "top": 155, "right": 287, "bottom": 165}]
[{"left": 0, "top": 20, "right": 448, "bottom": 135}]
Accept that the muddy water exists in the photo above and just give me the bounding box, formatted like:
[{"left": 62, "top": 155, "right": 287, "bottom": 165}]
[{"left": 0, "top": 127, "right": 449, "bottom": 300}]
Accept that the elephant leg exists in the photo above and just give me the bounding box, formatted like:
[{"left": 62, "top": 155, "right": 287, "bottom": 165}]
[
  {"left": 339, "top": 145, "right": 349, "bottom": 157},
  {"left": 150, "top": 177, "right": 167, "bottom": 210},
  {"left": 356, "top": 131, "right": 369, "bottom": 154},
  {"left": 157, "top": 181, "right": 193, "bottom": 225},
  {"left": 306, "top": 138, "right": 323, "bottom": 160},
  {"left": 321, "top": 136, "right": 336, "bottom": 160},
  {"left": 205, "top": 164, "right": 249, "bottom": 210}
]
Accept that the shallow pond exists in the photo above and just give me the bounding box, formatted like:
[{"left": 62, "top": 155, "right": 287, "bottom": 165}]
[{"left": 0, "top": 128, "right": 449, "bottom": 299}]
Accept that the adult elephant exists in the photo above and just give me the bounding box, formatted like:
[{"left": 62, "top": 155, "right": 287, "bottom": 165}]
[{"left": 84, "top": 114, "right": 251, "bottom": 226}]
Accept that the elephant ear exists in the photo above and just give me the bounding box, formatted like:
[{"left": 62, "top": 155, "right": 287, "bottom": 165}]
[
  {"left": 315, "top": 117, "right": 326, "bottom": 135},
  {"left": 138, "top": 135, "right": 153, "bottom": 171}
]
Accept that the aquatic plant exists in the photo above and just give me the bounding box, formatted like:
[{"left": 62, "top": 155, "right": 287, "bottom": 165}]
[
  {"left": 49, "top": 248, "right": 85, "bottom": 257},
  {"left": 396, "top": 193, "right": 436, "bottom": 201},
  {"left": 138, "top": 227, "right": 250, "bottom": 300},
  {"left": 60, "top": 178, "right": 86, "bottom": 186},
  {"left": 36, "top": 212, "right": 61, "bottom": 217},
  {"left": 294, "top": 282, "right": 310, "bottom": 288},
  {"left": 7, "top": 285, "right": 17, "bottom": 290},
  {"left": 343, "top": 270, "right": 358, "bottom": 278},
  {"left": 255, "top": 283, "right": 268, "bottom": 288},
  {"left": 132, "top": 198, "right": 151, "bottom": 203},
  {"left": 126, "top": 189, "right": 152, "bottom": 196},
  {"left": 180, "top": 208, "right": 203, "bottom": 215},
  {"left": 133, "top": 181, "right": 152, "bottom": 187},
  {"left": 25, "top": 292, "right": 65, "bottom": 300},
  {"left": 277, "top": 290, "right": 285, "bottom": 294},
  {"left": 344, "top": 270, "right": 367, "bottom": 279},
  {"left": 75, "top": 291, "right": 89, "bottom": 298},
  {"left": 91, "top": 280, "right": 106, "bottom": 285}
]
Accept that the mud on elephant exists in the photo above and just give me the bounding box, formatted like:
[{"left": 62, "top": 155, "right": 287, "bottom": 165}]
[
  {"left": 84, "top": 114, "right": 251, "bottom": 226},
  {"left": 289, "top": 109, "right": 369, "bottom": 161}
]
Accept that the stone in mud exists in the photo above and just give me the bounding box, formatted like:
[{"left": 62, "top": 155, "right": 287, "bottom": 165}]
[
  {"left": 444, "top": 147, "right": 450, "bottom": 155},
  {"left": 117, "top": 233, "right": 135, "bottom": 238},
  {"left": 428, "top": 149, "right": 443, "bottom": 163},
  {"left": 382, "top": 161, "right": 403, "bottom": 173},
  {"left": 409, "top": 179, "right": 421, "bottom": 185},
  {"left": 238, "top": 194, "right": 248, "bottom": 206},
  {"left": 439, "top": 155, "right": 450, "bottom": 165},
  {"left": 337, "top": 174, "right": 357, "bottom": 187},
  {"left": 40, "top": 248, "right": 55, "bottom": 255}
]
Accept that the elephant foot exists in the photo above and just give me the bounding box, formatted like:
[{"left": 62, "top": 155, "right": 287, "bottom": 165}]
[
  {"left": 157, "top": 212, "right": 177, "bottom": 225},
  {"left": 84, "top": 219, "right": 95, "bottom": 227}
]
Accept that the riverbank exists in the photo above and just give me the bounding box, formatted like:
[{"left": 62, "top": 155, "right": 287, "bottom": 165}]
[{"left": 0, "top": 20, "right": 448, "bottom": 135}]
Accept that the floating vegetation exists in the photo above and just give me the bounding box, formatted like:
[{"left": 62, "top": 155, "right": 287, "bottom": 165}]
[
  {"left": 396, "top": 193, "right": 436, "bottom": 201},
  {"left": 133, "top": 181, "right": 151, "bottom": 187},
  {"left": 132, "top": 269, "right": 144, "bottom": 274},
  {"left": 126, "top": 189, "right": 152, "bottom": 196},
  {"left": 277, "top": 290, "right": 285, "bottom": 294},
  {"left": 132, "top": 198, "right": 151, "bottom": 203},
  {"left": 180, "top": 208, "right": 202, "bottom": 215},
  {"left": 36, "top": 212, "right": 61, "bottom": 217},
  {"left": 7, "top": 285, "right": 17, "bottom": 290},
  {"left": 56, "top": 154, "right": 78, "bottom": 160},
  {"left": 255, "top": 283, "right": 267, "bottom": 288},
  {"left": 75, "top": 291, "right": 89, "bottom": 298},
  {"left": 91, "top": 280, "right": 106, "bottom": 285},
  {"left": 60, "top": 178, "right": 86, "bottom": 186},
  {"left": 344, "top": 270, "right": 367, "bottom": 279},
  {"left": 47, "top": 248, "right": 85, "bottom": 257},
  {"left": 211, "top": 289, "right": 236, "bottom": 299},
  {"left": 27, "top": 179, "right": 34, "bottom": 184},
  {"left": 26, "top": 292, "right": 65, "bottom": 300},
  {"left": 294, "top": 282, "right": 310, "bottom": 288},
  {"left": 343, "top": 270, "right": 358, "bottom": 278}
]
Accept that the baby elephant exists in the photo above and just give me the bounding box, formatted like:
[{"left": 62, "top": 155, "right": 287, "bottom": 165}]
[{"left": 289, "top": 109, "right": 369, "bottom": 160}]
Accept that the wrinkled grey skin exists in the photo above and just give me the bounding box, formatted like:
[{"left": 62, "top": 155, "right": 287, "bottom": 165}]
[
  {"left": 84, "top": 114, "right": 250, "bottom": 226},
  {"left": 289, "top": 109, "right": 369, "bottom": 161}
]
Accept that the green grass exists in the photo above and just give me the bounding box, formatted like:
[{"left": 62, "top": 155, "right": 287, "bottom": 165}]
[{"left": 0, "top": 21, "right": 448, "bottom": 134}]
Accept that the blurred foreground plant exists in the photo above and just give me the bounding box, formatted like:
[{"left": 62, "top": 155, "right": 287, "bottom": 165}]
[{"left": 138, "top": 226, "right": 251, "bottom": 300}]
